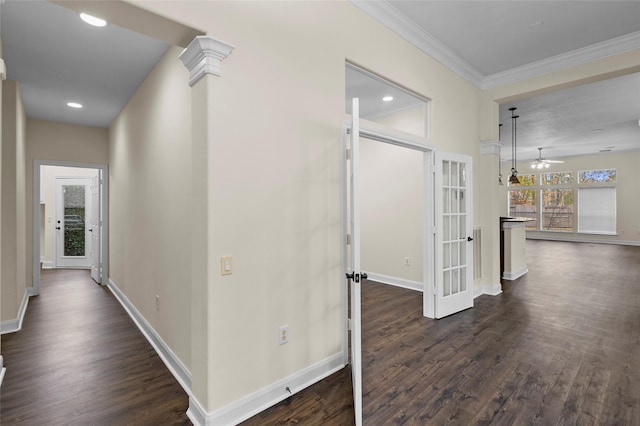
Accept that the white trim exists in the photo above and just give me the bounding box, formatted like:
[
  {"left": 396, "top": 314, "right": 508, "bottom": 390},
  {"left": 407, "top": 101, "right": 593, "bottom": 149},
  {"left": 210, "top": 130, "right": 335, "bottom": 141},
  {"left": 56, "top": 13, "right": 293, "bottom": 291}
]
[
  {"left": 1, "top": 288, "right": 36, "bottom": 334},
  {"left": 41, "top": 261, "right": 54, "bottom": 269},
  {"left": 526, "top": 234, "right": 640, "bottom": 247},
  {"left": 480, "top": 141, "right": 503, "bottom": 156},
  {"left": 0, "top": 355, "right": 5, "bottom": 388},
  {"left": 188, "top": 353, "right": 344, "bottom": 426},
  {"left": 350, "top": 1, "right": 484, "bottom": 88},
  {"left": 106, "top": 278, "right": 192, "bottom": 394},
  {"left": 483, "top": 31, "right": 640, "bottom": 89},
  {"left": 179, "top": 36, "right": 235, "bottom": 86},
  {"left": 482, "top": 283, "right": 503, "bottom": 296},
  {"left": 366, "top": 272, "right": 423, "bottom": 292},
  {"left": 502, "top": 265, "right": 528, "bottom": 281}
]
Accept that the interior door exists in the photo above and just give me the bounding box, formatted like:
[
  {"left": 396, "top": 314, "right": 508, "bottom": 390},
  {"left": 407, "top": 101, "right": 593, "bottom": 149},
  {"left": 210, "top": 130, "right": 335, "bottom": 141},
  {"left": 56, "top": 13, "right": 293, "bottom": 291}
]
[
  {"left": 435, "top": 152, "right": 474, "bottom": 318},
  {"left": 89, "top": 174, "right": 101, "bottom": 282},
  {"left": 55, "top": 178, "right": 91, "bottom": 268},
  {"left": 345, "top": 98, "right": 364, "bottom": 426}
]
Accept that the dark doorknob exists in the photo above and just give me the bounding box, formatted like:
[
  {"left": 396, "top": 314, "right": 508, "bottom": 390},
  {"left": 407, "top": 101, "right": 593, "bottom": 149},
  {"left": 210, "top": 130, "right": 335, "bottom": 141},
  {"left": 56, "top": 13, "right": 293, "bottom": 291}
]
[
  {"left": 56, "top": 227, "right": 61, "bottom": 230},
  {"left": 467, "top": 236, "right": 473, "bottom": 241}
]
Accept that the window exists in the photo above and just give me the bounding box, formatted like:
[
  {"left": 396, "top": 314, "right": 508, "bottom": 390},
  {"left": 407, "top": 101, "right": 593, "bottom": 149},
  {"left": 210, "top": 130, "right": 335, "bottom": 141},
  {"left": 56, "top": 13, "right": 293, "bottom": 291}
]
[
  {"left": 507, "top": 168, "right": 616, "bottom": 235},
  {"left": 577, "top": 169, "right": 616, "bottom": 234}
]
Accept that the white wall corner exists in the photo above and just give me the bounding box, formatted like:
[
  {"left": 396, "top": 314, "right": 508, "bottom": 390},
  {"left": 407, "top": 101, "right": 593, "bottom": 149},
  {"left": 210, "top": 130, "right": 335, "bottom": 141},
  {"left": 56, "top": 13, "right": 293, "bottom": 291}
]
[
  {"left": 502, "top": 266, "right": 528, "bottom": 281},
  {"left": 0, "top": 355, "right": 5, "bottom": 388},
  {"left": 179, "top": 35, "right": 235, "bottom": 86},
  {"left": 483, "top": 283, "right": 503, "bottom": 296},
  {"left": 106, "top": 278, "right": 192, "bottom": 394},
  {"left": 473, "top": 285, "right": 484, "bottom": 298},
  {"left": 192, "top": 353, "right": 344, "bottom": 425},
  {"left": 480, "top": 140, "right": 503, "bottom": 156}
]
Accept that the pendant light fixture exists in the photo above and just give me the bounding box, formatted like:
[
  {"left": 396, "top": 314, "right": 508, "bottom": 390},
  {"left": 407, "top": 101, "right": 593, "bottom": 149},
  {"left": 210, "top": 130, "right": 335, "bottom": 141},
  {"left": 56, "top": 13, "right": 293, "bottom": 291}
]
[{"left": 508, "top": 107, "right": 520, "bottom": 185}]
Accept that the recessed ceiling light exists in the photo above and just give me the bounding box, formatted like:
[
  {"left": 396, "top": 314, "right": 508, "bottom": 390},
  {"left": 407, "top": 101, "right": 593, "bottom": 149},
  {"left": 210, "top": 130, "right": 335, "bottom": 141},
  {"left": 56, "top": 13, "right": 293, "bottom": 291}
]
[
  {"left": 382, "top": 96, "right": 394, "bottom": 102},
  {"left": 67, "top": 102, "right": 83, "bottom": 109},
  {"left": 80, "top": 12, "right": 107, "bottom": 27}
]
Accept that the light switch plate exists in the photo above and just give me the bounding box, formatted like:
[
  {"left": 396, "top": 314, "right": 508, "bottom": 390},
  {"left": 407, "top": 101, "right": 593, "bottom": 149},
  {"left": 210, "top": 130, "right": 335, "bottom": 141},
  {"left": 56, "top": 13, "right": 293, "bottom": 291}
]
[{"left": 221, "top": 256, "right": 232, "bottom": 275}]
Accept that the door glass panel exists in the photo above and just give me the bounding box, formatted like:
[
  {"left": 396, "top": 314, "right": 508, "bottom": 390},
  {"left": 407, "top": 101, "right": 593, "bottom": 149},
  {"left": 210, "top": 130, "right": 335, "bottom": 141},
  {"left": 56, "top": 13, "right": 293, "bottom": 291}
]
[
  {"left": 451, "top": 162, "right": 458, "bottom": 187},
  {"left": 443, "top": 189, "right": 450, "bottom": 214},
  {"left": 460, "top": 241, "right": 466, "bottom": 265},
  {"left": 459, "top": 163, "right": 466, "bottom": 187},
  {"left": 443, "top": 161, "right": 450, "bottom": 186},
  {"left": 459, "top": 215, "right": 466, "bottom": 240},
  {"left": 459, "top": 189, "right": 466, "bottom": 213},
  {"left": 451, "top": 216, "right": 458, "bottom": 242},
  {"left": 443, "top": 216, "right": 450, "bottom": 241},
  {"left": 451, "top": 241, "right": 459, "bottom": 267},
  {"left": 443, "top": 242, "right": 450, "bottom": 268},
  {"left": 443, "top": 270, "right": 451, "bottom": 296},
  {"left": 452, "top": 269, "right": 459, "bottom": 294},
  {"left": 451, "top": 189, "right": 458, "bottom": 213},
  {"left": 460, "top": 267, "right": 467, "bottom": 292},
  {"left": 63, "top": 185, "right": 85, "bottom": 257}
]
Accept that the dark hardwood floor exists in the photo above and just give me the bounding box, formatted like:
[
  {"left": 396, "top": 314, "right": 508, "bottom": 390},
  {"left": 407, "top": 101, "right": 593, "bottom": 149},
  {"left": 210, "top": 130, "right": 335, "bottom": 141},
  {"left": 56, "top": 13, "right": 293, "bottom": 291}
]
[
  {"left": 0, "top": 269, "right": 190, "bottom": 425},
  {"left": 243, "top": 240, "right": 640, "bottom": 425}
]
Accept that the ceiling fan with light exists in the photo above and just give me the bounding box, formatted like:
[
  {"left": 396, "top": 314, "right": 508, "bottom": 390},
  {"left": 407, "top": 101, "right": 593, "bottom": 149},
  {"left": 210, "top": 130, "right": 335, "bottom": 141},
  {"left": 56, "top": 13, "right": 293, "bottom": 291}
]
[{"left": 529, "top": 147, "right": 564, "bottom": 169}]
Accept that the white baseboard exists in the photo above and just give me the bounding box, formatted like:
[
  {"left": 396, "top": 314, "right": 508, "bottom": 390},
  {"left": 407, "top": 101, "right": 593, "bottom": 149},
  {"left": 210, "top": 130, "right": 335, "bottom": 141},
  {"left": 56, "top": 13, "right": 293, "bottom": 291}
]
[
  {"left": 526, "top": 234, "right": 640, "bottom": 246},
  {"left": 106, "top": 278, "right": 192, "bottom": 394},
  {"left": 1, "top": 287, "right": 37, "bottom": 334},
  {"left": 502, "top": 266, "right": 528, "bottom": 281},
  {"left": 473, "top": 282, "right": 502, "bottom": 298},
  {"left": 366, "top": 272, "right": 423, "bottom": 292},
  {"left": 188, "top": 352, "right": 344, "bottom": 426},
  {"left": 41, "top": 261, "right": 54, "bottom": 269}
]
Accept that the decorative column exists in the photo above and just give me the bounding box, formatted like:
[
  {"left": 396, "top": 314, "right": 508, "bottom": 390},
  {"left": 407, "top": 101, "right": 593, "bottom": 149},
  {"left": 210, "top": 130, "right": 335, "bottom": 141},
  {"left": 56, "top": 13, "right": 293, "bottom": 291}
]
[
  {"left": 479, "top": 140, "right": 504, "bottom": 296},
  {"left": 179, "top": 35, "right": 234, "bottom": 423}
]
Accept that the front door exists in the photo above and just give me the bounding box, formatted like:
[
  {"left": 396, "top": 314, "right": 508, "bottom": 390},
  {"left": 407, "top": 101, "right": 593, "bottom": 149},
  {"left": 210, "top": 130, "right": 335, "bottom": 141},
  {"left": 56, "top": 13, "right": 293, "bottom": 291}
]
[
  {"left": 435, "top": 152, "right": 474, "bottom": 318},
  {"left": 55, "top": 178, "right": 91, "bottom": 268}
]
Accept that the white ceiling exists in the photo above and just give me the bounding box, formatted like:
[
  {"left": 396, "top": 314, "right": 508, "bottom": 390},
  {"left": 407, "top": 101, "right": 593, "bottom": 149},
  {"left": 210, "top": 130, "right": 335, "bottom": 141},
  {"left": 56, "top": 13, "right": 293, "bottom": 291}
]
[
  {"left": 0, "top": 0, "right": 169, "bottom": 128},
  {"left": 1, "top": 0, "right": 639, "bottom": 160}
]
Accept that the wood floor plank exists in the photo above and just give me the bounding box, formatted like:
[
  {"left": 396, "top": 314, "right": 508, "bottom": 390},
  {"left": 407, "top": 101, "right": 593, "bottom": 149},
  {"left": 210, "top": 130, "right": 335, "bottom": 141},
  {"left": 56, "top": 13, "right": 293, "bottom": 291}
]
[
  {"left": 0, "top": 269, "right": 190, "bottom": 425},
  {"left": 242, "top": 240, "right": 640, "bottom": 425}
]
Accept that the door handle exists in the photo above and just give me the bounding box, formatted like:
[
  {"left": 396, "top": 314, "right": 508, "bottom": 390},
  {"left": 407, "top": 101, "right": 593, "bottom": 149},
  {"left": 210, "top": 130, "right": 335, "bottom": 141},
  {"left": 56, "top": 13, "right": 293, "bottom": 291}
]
[
  {"left": 467, "top": 236, "right": 473, "bottom": 242},
  {"left": 56, "top": 226, "right": 61, "bottom": 230},
  {"left": 346, "top": 272, "right": 368, "bottom": 283},
  {"left": 88, "top": 229, "right": 93, "bottom": 232}
]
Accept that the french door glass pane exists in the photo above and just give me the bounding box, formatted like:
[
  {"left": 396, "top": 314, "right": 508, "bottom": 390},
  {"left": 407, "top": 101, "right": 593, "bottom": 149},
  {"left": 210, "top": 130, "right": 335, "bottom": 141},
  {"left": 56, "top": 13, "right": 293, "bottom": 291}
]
[{"left": 64, "top": 185, "right": 85, "bottom": 256}]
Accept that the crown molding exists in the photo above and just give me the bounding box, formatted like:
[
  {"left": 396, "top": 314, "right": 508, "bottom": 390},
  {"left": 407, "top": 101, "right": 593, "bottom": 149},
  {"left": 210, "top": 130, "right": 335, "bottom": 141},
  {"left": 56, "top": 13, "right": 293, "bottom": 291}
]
[
  {"left": 179, "top": 36, "right": 235, "bottom": 86},
  {"left": 352, "top": 1, "right": 640, "bottom": 91},
  {"left": 351, "top": 0, "right": 484, "bottom": 88},
  {"left": 482, "top": 31, "right": 640, "bottom": 90}
]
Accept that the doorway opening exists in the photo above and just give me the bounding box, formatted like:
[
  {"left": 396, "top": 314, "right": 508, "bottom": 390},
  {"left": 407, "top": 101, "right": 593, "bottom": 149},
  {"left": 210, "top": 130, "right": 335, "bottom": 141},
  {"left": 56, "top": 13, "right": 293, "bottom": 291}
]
[{"left": 33, "top": 161, "right": 108, "bottom": 294}]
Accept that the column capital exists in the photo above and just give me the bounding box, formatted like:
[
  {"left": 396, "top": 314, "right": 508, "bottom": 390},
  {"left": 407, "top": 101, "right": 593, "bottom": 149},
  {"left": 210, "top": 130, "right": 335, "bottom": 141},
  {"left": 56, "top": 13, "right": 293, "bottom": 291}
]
[
  {"left": 179, "top": 36, "right": 235, "bottom": 86},
  {"left": 480, "top": 140, "right": 503, "bottom": 156}
]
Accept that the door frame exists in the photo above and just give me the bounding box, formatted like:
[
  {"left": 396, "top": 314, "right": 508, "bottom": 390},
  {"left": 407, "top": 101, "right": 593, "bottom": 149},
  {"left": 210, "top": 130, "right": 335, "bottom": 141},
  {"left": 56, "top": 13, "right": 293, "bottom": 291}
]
[
  {"left": 32, "top": 160, "right": 109, "bottom": 295},
  {"left": 341, "top": 117, "right": 437, "bottom": 360},
  {"left": 54, "top": 177, "right": 93, "bottom": 269}
]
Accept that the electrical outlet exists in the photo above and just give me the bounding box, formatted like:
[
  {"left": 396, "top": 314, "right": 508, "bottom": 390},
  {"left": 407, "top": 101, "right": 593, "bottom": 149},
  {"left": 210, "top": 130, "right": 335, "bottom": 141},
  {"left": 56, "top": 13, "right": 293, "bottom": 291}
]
[
  {"left": 155, "top": 294, "right": 160, "bottom": 311},
  {"left": 405, "top": 257, "right": 411, "bottom": 266},
  {"left": 279, "top": 325, "right": 289, "bottom": 345}
]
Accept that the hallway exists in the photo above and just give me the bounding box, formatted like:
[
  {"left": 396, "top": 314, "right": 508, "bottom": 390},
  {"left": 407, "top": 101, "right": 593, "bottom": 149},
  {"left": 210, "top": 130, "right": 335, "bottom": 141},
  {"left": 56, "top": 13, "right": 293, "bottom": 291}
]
[{"left": 0, "top": 269, "right": 190, "bottom": 425}]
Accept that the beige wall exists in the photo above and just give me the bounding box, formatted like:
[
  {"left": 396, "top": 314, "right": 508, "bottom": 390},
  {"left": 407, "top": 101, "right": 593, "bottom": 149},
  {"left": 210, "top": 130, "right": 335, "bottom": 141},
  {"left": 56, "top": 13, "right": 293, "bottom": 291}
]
[
  {"left": 130, "top": 0, "right": 487, "bottom": 413},
  {"left": 109, "top": 46, "right": 192, "bottom": 370},
  {"left": 40, "top": 166, "right": 99, "bottom": 266},
  {"left": 25, "top": 119, "right": 108, "bottom": 294},
  {"left": 2, "top": 80, "right": 26, "bottom": 322},
  {"left": 506, "top": 150, "right": 640, "bottom": 244}
]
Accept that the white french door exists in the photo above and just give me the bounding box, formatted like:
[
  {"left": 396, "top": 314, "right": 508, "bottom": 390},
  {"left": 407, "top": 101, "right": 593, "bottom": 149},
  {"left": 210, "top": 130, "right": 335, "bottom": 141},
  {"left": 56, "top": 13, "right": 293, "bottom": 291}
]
[
  {"left": 89, "top": 174, "right": 102, "bottom": 282},
  {"left": 345, "top": 98, "right": 364, "bottom": 426},
  {"left": 435, "top": 152, "right": 474, "bottom": 318},
  {"left": 55, "top": 178, "right": 91, "bottom": 268}
]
